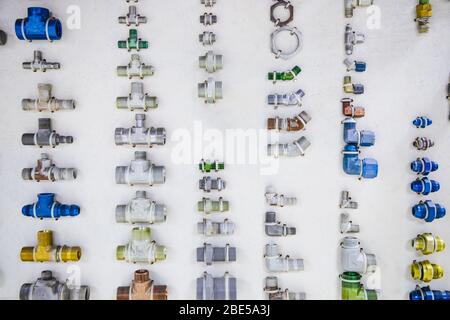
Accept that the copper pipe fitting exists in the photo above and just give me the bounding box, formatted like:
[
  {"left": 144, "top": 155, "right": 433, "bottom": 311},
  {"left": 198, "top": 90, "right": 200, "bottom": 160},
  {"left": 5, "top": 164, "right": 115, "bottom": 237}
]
[
  {"left": 341, "top": 98, "right": 365, "bottom": 118},
  {"left": 117, "top": 269, "right": 168, "bottom": 300}
]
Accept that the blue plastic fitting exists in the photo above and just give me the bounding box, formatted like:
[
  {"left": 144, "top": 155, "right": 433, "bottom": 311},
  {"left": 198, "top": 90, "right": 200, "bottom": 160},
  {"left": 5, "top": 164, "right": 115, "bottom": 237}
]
[
  {"left": 22, "top": 193, "right": 80, "bottom": 219},
  {"left": 410, "top": 286, "right": 450, "bottom": 300},
  {"left": 354, "top": 61, "right": 366, "bottom": 72},
  {"left": 412, "top": 116, "right": 432, "bottom": 128},
  {"left": 412, "top": 200, "right": 446, "bottom": 222},
  {"left": 411, "top": 177, "right": 440, "bottom": 195},
  {"left": 353, "top": 84, "right": 364, "bottom": 95},
  {"left": 15, "top": 7, "right": 62, "bottom": 41},
  {"left": 410, "top": 157, "right": 438, "bottom": 175},
  {"left": 342, "top": 144, "right": 378, "bottom": 179},
  {"left": 342, "top": 118, "right": 375, "bottom": 147}
]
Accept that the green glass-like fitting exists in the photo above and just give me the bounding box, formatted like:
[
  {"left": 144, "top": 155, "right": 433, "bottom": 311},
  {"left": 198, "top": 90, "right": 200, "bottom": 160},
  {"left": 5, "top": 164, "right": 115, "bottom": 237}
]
[
  {"left": 199, "top": 159, "right": 225, "bottom": 173},
  {"left": 268, "top": 66, "right": 301, "bottom": 82},
  {"left": 118, "top": 29, "right": 148, "bottom": 51},
  {"left": 341, "top": 272, "right": 378, "bottom": 300}
]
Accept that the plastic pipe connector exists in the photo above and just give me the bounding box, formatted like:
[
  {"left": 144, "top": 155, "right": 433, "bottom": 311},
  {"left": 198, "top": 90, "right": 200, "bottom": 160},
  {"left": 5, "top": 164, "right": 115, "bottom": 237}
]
[
  {"left": 410, "top": 157, "right": 438, "bottom": 175},
  {"left": 264, "top": 276, "right": 306, "bottom": 300},
  {"left": 118, "top": 29, "right": 148, "bottom": 51},
  {"left": 410, "top": 177, "right": 440, "bottom": 195},
  {"left": 20, "top": 230, "right": 81, "bottom": 262},
  {"left": 22, "top": 83, "right": 75, "bottom": 112},
  {"left": 199, "top": 31, "right": 216, "bottom": 46},
  {"left": 118, "top": 6, "right": 147, "bottom": 26},
  {"left": 341, "top": 98, "right": 365, "bottom": 118},
  {"left": 116, "top": 227, "right": 166, "bottom": 264},
  {"left": 267, "top": 111, "right": 311, "bottom": 131},
  {"left": 198, "top": 77, "right": 223, "bottom": 104},
  {"left": 342, "top": 144, "right": 378, "bottom": 179},
  {"left": 344, "top": 0, "right": 374, "bottom": 18},
  {"left": 343, "top": 76, "right": 364, "bottom": 94},
  {"left": 268, "top": 136, "right": 311, "bottom": 157},
  {"left": 199, "top": 51, "right": 223, "bottom": 73},
  {"left": 117, "top": 82, "right": 158, "bottom": 111},
  {"left": 196, "top": 243, "right": 237, "bottom": 265},
  {"left": 117, "top": 270, "right": 167, "bottom": 300},
  {"left": 410, "top": 286, "right": 450, "bottom": 301},
  {"left": 340, "top": 272, "right": 378, "bottom": 300},
  {"left": 265, "top": 187, "right": 297, "bottom": 207},
  {"left": 411, "top": 260, "right": 443, "bottom": 282},
  {"left": 412, "top": 233, "right": 445, "bottom": 255},
  {"left": 198, "top": 197, "right": 229, "bottom": 213},
  {"left": 116, "top": 191, "right": 166, "bottom": 224},
  {"left": 22, "top": 193, "right": 80, "bottom": 220},
  {"left": 117, "top": 54, "right": 154, "bottom": 79},
  {"left": 199, "top": 159, "right": 224, "bottom": 172},
  {"left": 265, "top": 212, "right": 296, "bottom": 237},
  {"left": 23, "top": 50, "right": 60, "bottom": 72},
  {"left": 267, "top": 89, "right": 305, "bottom": 108},
  {"left": 413, "top": 137, "right": 434, "bottom": 150},
  {"left": 115, "top": 114, "right": 166, "bottom": 147},
  {"left": 416, "top": 0, "right": 432, "bottom": 33},
  {"left": 342, "top": 118, "right": 375, "bottom": 147},
  {"left": 22, "top": 153, "right": 76, "bottom": 182},
  {"left": 199, "top": 177, "right": 226, "bottom": 192},
  {"left": 115, "top": 151, "right": 166, "bottom": 186},
  {"left": 268, "top": 66, "right": 301, "bottom": 83},
  {"left": 344, "top": 58, "right": 366, "bottom": 72},
  {"left": 196, "top": 272, "right": 237, "bottom": 300},
  {"left": 345, "top": 24, "right": 365, "bottom": 55},
  {"left": 412, "top": 200, "right": 446, "bottom": 222},
  {"left": 341, "top": 236, "right": 377, "bottom": 274},
  {"left": 22, "top": 118, "right": 73, "bottom": 147},
  {"left": 15, "top": 7, "right": 62, "bottom": 42},
  {"left": 197, "top": 218, "right": 235, "bottom": 236},
  {"left": 413, "top": 116, "right": 432, "bottom": 128},
  {"left": 264, "top": 243, "right": 304, "bottom": 272}
]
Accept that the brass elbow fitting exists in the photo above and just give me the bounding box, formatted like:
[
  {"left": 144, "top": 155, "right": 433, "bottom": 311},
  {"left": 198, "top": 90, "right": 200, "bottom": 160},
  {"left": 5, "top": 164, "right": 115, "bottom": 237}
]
[
  {"left": 341, "top": 98, "right": 365, "bottom": 118},
  {"left": 117, "top": 269, "right": 168, "bottom": 300},
  {"left": 412, "top": 233, "right": 446, "bottom": 255},
  {"left": 411, "top": 260, "right": 444, "bottom": 282},
  {"left": 20, "top": 230, "right": 81, "bottom": 263}
]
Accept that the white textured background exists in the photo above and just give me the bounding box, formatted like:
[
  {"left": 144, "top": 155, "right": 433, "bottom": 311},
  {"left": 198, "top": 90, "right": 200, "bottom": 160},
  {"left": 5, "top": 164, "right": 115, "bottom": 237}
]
[{"left": 0, "top": 0, "right": 449, "bottom": 300}]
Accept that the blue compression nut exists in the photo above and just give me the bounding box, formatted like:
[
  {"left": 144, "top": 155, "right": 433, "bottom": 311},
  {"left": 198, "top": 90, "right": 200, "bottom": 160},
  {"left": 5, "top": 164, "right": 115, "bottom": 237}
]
[
  {"left": 410, "top": 157, "right": 438, "bottom": 175},
  {"left": 354, "top": 61, "right": 366, "bottom": 72},
  {"left": 342, "top": 144, "right": 378, "bottom": 179},
  {"left": 413, "top": 116, "right": 432, "bottom": 128},
  {"left": 412, "top": 200, "right": 446, "bottom": 222},
  {"left": 411, "top": 177, "right": 440, "bottom": 195},
  {"left": 342, "top": 118, "right": 375, "bottom": 147},
  {"left": 22, "top": 193, "right": 80, "bottom": 219},
  {"left": 410, "top": 286, "right": 450, "bottom": 300},
  {"left": 15, "top": 7, "right": 62, "bottom": 41}
]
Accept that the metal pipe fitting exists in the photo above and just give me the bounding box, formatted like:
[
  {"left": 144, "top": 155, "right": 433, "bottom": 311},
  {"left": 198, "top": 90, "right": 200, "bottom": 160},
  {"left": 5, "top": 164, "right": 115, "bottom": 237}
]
[
  {"left": 265, "top": 187, "right": 297, "bottom": 207},
  {"left": 199, "top": 177, "right": 225, "bottom": 192},
  {"left": 413, "top": 137, "right": 434, "bottom": 151},
  {"left": 413, "top": 116, "right": 432, "bottom": 128},
  {"left": 343, "top": 76, "right": 364, "bottom": 94},
  {"left": 341, "top": 98, "right": 365, "bottom": 118},
  {"left": 115, "top": 114, "right": 166, "bottom": 147},
  {"left": 199, "top": 159, "right": 224, "bottom": 172},
  {"left": 345, "top": 24, "right": 365, "bottom": 55},
  {"left": 20, "top": 230, "right": 81, "bottom": 262},
  {"left": 116, "top": 227, "right": 166, "bottom": 264},
  {"left": 270, "top": 1, "right": 294, "bottom": 27},
  {"left": 198, "top": 197, "right": 229, "bottom": 213},
  {"left": 268, "top": 66, "right": 301, "bottom": 83},
  {"left": 412, "top": 233, "right": 445, "bottom": 255},
  {"left": 22, "top": 118, "right": 74, "bottom": 147},
  {"left": 115, "top": 151, "right": 166, "bottom": 186},
  {"left": 410, "top": 286, "right": 450, "bottom": 301},
  {"left": 341, "top": 236, "right": 377, "bottom": 274},
  {"left": 264, "top": 276, "right": 306, "bottom": 300},
  {"left": 22, "top": 83, "right": 75, "bottom": 112},
  {"left": 344, "top": 0, "right": 374, "bottom": 18},
  {"left": 22, "top": 193, "right": 80, "bottom": 220},
  {"left": 23, "top": 50, "right": 60, "bottom": 72},
  {"left": 410, "top": 157, "right": 438, "bottom": 175},
  {"left": 20, "top": 271, "right": 89, "bottom": 300},
  {"left": 15, "top": 7, "right": 62, "bottom": 42},
  {"left": 117, "top": 269, "right": 167, "bottom": 300},
  {"left": 117, "top": 54, "right": 154, "bottom": 79},
  {"left": 271, "top": 26, "right": 302, "bottom": 60},
  {"left": 196, "top": 272, "right": 237, "bottom": 300},
  {"left": 340, "top": 190, "right": 358, "bottom": 209},
  {"left": 415, "top": 0, "right": 432, "bottom": 33},
  {"left": 198, "top": 77, "right": 223, "bottom": 104},
  {"left": 343, "top": 58, "right": 366, "bottom": 72},
  {"left": 118, "top": 6, "right": 147, "bottom": 26},
  {"left": 267, "top": 89, "right": 305, "bottom": 108},
  {"left": 117, "top": 82, "right": 158, "bottom": 111},
  {"left": 197, "top": 243, "right": 236, "bottom": 265},
  {"left": 197, "top": 218, "right": 235, "bottom": 236},
  {"left": 118, "top": 29, "right": 148, "bottom": 51},
  {"left": 342, "top": 144, "right": 378, "bottom": 179},
  {"left": 340, "top": 272, "right": 378, "bottom": 300},
  {"left": 411, "top": 260, "right": 444, "bottom": 282},
  {"left": 410, "top": 177, "right": 440, "bottom": 195},
  {"left": 340, "top": 213, "right": 360, "bottom": 233},
  {"left": 116, "top": 191, "right": 166, "bottom": 224},
  {"left": 268, "top": 136, "right": 311, "bottom": 157},
  {"left": 22, "top": 153, "right": 76, "bottom": 182},
  {"left": 267, "top": 111, "right": 311, "bottom": 131},
  {"left": 200, "top": 13, "right": 217, "bottom": 26},
  {"left": 342, "top": 118, "right": 375, "bottom": 147},
  {"left": 412, "top": 200, "right": 446, "bottom": 223},
  {"left": 201, "top": 0, "right": 216, "bottom": 7},
  {"left": 265, "top": 212, "right": 296, "bottom": 237},
  {"left": 199, "top": 31, "right": 216, "bottom": 46},
  {"left": 264, "top": 243, "right": 304, "bottom": 272},
  {"left": 199, "top": 51, "right": 223, "bottom": 73}
]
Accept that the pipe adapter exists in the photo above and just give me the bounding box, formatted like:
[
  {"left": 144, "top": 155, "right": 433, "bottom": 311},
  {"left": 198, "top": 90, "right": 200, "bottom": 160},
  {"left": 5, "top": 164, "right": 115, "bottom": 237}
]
[
  {"left": 268, "top": 66, "right": 301, "bottom": 83},
  {"left": 410, "top": 157, "right": 438, "bottom": 175},
  {"left": 197, "top": 218, "right": 235, "bottom": 236},
  {"left": 340, "top": 190, "right": 358, "bottom": 209},
  {"left": 118, "top": 29, "right": 148, "bottom": 51},
  {"left": 197, "top": 243, "right": 237, "bottom": 265},
  {"left": 22, "top": 193, "right": 80, "bottom": 220},
  {"left": 410, "top": 177, "right": 440, "bottom": 195},
  {"left": 345, "top": 24, "right": 365, "bottom": 55},
  {"left": 22, "top": 83, "right": 75, "bottom": 112},
  {"left": 22, "top": 153, "right": 76, "bottom": 182},
  {"left": 343, "top": 76, "right": 364, "bottom": 94},
  {"left": 412, "top": 200, "right": 446, "bottom": 222},
  {"left": 15, "top": 7, "right": 62, "bottom": 41},
  {"left": 116, "top": 227, "right": 166, "bottom": 264},
  {"left": 342, "top": 144, "right": 378, "bottom": 179},
  {"left": 197, "top": 272, "right": 237, "bottom": 300},
  {"left": 23, "top": 50, "right": 60, "bottom": 72},
  {"left": 341, "top": 98, "right": 365, "bottom": 118},
  {"left": 198, "top": 77, "right": 223, "bottom": 103},
  {"left": 341, "top": 236, "right": 377, "bottom": 274},
  {"left": 342, "top": 118, "right": 375, "bottom": 147},
  {"left": 199, "top": 51, "right": 223, "bottom": 73},
  {"left": 268, "top": 136, "right": 311, "bottom": 157},
  {"left": 117, "top": 269, "right": 167, "bottom": 300},
  {"left": 199, "top": 177, "right": 226, "bottom": 192},
  {"left": 412, "top": 233, "right": 445, "bottom": 255},
  {"left": 115, "top": 114, "right": 166, "bottom": 147},
  {"left": 341, "top": 272, "right": 378, "bottom": 300},
  {"left": 415, "top": 0, "right": 432, "bottom": 33},
  {"left": 344, "top": 0, "right": 374, "bottom": 18},
  {"left": 265, "top": 187, "right": 297, "bottom": 207},
  {"left": 116, "top": 151, "right": 165, "bottom": 186},
  {"left": 344, "top": 58, "right": 366, "bottom": 72},
  {"left": 20, "top": 230, "right": 81, "bottom": 262},
  {"left": 198, "top": 197, "right": 229, "bottom": 213},
  {"left": 264, "top": 243, "right": 304, "bottom": 273},
  {"left": 265, "top": 212, "right": 296, "bottom": 237},
  {"left": 264, "top": 276, "right": 306, "bottom": 300},
  {"left": 199, "top": 31, "right": 216, "bottom": 46},
  {"left": 411, "top": 260, "right": 444, "bottom": 282},
  {"left": 22, "top": 118, "right": 73, "bottom": 147},
  {"left": 413, "top": 116, "right": 432, "bottom": 128},
  {"left": 410, "top": 286, "right": 450, "bottom": 301},
  {"left": 116, "top": 191, "right": 166, "bottom": 224},
  {"left": 267, "top": 89, "right": 305, "bottom": 108},
  {"left": 118, "top": 6, "right": 147, "bottom": 26},
  {"left": 200, "top": 13, "right": 217, "bottom": 26},
  {"left": 267, "top": 111, "right": 311, "bottom": 131},
  {"left": 117, "top": 54, "right": 154, "bottom": 79},
  {"left": 117, "top": 82, "right": 157, "bottom": 111},
  {"left": 201, "top": 0, "right": 217, "bottom": 7},
  {"left": 340, "top": 213, "right": 360, "bottom": 233},
  {"left": 199, "top": 159, "right": 224, "bottom": 172},
  {"left": 20, "top": 271, "right": 89, "bottom": 300},
  {"left": 413, "top": 137, "right": 434, "bottom": 151}
]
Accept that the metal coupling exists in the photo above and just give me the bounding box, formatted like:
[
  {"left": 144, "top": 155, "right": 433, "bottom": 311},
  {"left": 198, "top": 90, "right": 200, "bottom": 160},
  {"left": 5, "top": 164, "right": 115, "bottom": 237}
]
[
  {"left": 197, "top": 272, "right": 237, "bottom": 300},
  {"left": 412, "top": 200, "right": 446, "bottom": 223},
  {"left": 117, "top": 269, "right": 167, "bottom": 300},
  {"left": 117, "top": 82, "right": 158, "bottom": 111},
  {"left": 199, "top": 159, "right": 224, "bottom": 172},
  {"left": 410, "top": 157, "right": 438, "bottom": 175},
  {"left": 410, "top": 177, "right": 440, "bottom": 195},
  {"left": 340, "top": 190, "right": 358, "bottom": 209},
  {"left": 340, "top": 213, "right": 360, "bottom": 233},
  {"left": 411, "top": 260, "right": 444, "bottom": 283},
  {"left": 271, "top": 26, "right": 302, "bottom": 60},
  {"left": 199, "top": 31, "right": 216, "bottom": 46},
  {"left": 197, "top": 218, "right": 235, "bottom": 236},
  {"left": 413, "top": 137, "right": 434, "bottom": 151},
  {"left": 268, "top": 136, "right": 311, "bottom": 157},
  {"left": 22, "top": 153, "right": 76, "bottom": 182},
  {"left": 20, "top": 230, "right": 81, "bottom": 262},
  {"left": 117, "top": 54, "right": 154, "bottom": 79},
  {"left": 341, "top": 236, "right": 377, "bottom": 274},
  {"left": 118, "top": 6, "right": 147, "bottom": 26},
  {"left": 413, "top": 116, "right": 432, "bottom": 128},
  {"left": 22, "top": 83, "right": 75, "bottom": 112},
  {"left": 198, "top": 77, "right": 223, "bottom": 103},
  {"left": 197, "top": 243, "right": 236, "bottom": 265},
  {"left": 22, "top": 193, "right": 80, "bottom": 220},
  {"left": 264, "top": 243, "right": 304, "bottom": 272},
  {"left": 199, "top": 176, "right": 226, "bottom": 192},
  {"left": 116, "top": 227, "right": 166, "bottom": 264},
  {"left": 199, "top": 51, "right": 223, "bottom": 73},
  {"left": 115, "top": 114, "right": 166, "bottom": 147},
  {"left": 267, "top": 111, "right": 311, "bottom": 131},
  {"left": 344, "top": 58, "right": 366, "bottom": 72},
  {"left": 200, "top": 13, "right": 217, "bottom": 26},
  {"left": 118, "top": 29, "right": 148, "bottom": 51},
  {"left": 415, "top": 0, "right": 432, "bottom": 33},
  {"left": 343, "top": 76, "right": 364, "bottom": 94},
  {"left": 201, "top": 0, "right": 216, "bottom": 7},
  {"left": 22, "top": 118, "right": 73, "bottom": 147},
  {"left": 341, "top": 98, "right": 365, "bottom": 118},
  {"left": 265, "top": 212, "right": 296, "bottom": 237},
  {"left": 412, "top": 233, "right": 445, "bottom": 255},
  {"left": 264, "top": 276, "right": 306, "bottom": 300},
  {"left": 116, "top": 191, "right": 167, "bottom": 224},
  {"left": 345, "top": 24, "right": 365, "bottom": 55},
  {"left": 268, "top": 66, "right": 301, "bottom": 83},
  {"left": 23, "top": 50, "right": 60, "bottom": 72},
  {"left": 344, "top": 0, "right": 374, "bottom": 18},
  {"left": 267, "top": 89, "right": 305, "bottom": 108},
  {"left": 198, "top": 197, "right": 229, "bottom": 213},
  {"left": 115, "top": 151, "right": 166, "bottom": 186},
  {"left": 265, "top": 187, "right": 297, "bottom": 207}
]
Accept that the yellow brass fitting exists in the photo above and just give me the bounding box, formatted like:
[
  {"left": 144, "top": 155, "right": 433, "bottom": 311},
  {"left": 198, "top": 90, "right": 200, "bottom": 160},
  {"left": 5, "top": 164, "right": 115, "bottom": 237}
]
[
  {"left": 416, "top": 3, "right": 432, "bottom": 19},
  {"left": 20, "top": 230, "right": 81, "bottom": 263},
  {"left": 412, "top": 233, "right": 445, "bottom": 255},
  {"left": 411, "top": 260, "right": 444, "bottom": 283}
]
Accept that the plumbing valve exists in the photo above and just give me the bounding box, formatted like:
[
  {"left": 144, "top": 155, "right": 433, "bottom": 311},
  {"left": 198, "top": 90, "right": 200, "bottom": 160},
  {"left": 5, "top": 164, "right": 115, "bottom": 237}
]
[
  {"left": 118, "top": 29, "right": 148, "bottom": 51},
  {"left": 197, "top": 218, "right": 235, "bottom": 236},
  {"left": 196, "top": 243, "right": 236, "bottom": 265},
  {"left": 268, "top": 136, "right": 311, "bottom": 157},
  {"left": 340, "top": 213, "right": 360, "bottom": 233},
  {"left": 415, "top": 0, "right": 432, "bottom": 33},
  {"left": 20, "top": 271, "right": 89, "bottom": 300},
  {"left": 117, "top": 54, "right": 154, "bottom": 79},
  {"left": 264, "top": 276, "right": 306, "bottom": 300},
  {"left": 342, "top": 118, "right": 375, "bottom": 147},
  {"left": 22, "top": 153, "right": 76, "bottom": 182},
  {"left": 0, "top": 29, "right": 6, "bottom": 45},
  {"left": 115, "top": 151, "right": 166, "bottom": 186},
  {"left": 117, "top": 82, "right": 158, "bottom": 111},
  {"left": 117, "top": 269, "right": 167, "bottom": 300},
  {"left": 341, "top": 236, "right": 377, "bottom": 274},
  {"left": 410, "top": 177, "right": 440, "bottom": 195},
  {"left": 345, "top": 24, "right": 365, "bottom": 55},
  {"left": 411, "top": 260, "right": 444, "bottom": 282},
  {"left": 265, "top": 212, "right": 296, "bottom": 237},
  {"left": 413, "top": 116, "right": 432, "bottom": 128},
  {"left": 22, "top": 193, "right": 80, "bottom": 220},
  {"left": 265, "top": 187, "right": 297, "bottom": 207},
  {"left": 344, "top": 0, "right": 374, "bottom": 18},
  {"left": 22, "top": 83, "right": 75, "bottom": 112},
  {"left": 23, "top": 50, "right": 60, "bottom": 72},
  {"left": 343, "top": 58, "right": 366, "bottom": 73},
  {"left": 410, "top": 157, "right": 438, "bottom": 175},
  {"left": 342, "top": 144, "right": 378, "bottom": 179},
  {"left": 118, "top": 6, "right": 147, "bottom": 26},
  {"left": 20, "top": 230, "right": 81, "bottom": 263},
  {"left": 116, "top": 227, "right": 166, "bottom": 264},
  {"left": 198, "top": 197, "right": 229, "bottom": 213},
  {"left": 200, "top": 13, "right": 217, "bottom": 26},
  {"left": 413, "top": 137, "right": 434, "bottom": 151},
  {"left": 412, "top": 200, "right": 446, "bottom": 223},
  {"left": 268, "top": 66, "right": 301, "bottom": 83},
  {"left": 199, "top": 31, "right": 216, "bottom": 46},
  {"left": 197, "top": 272, "right": 237, "bottom": 300},
  {"left": 264, "top": 243, "right": 304, "bottom": 272},
  {"left": 201, "top": 0, "right": 217, "bottom": 7},
  {"left": 340, "top": 272, "right": 378, "bottom": 300},
  {"left": 341, "top": 98, "right": 365, "bottom": 118},
  {"left": 115, "top": 191, "right": 166, "bottom": 224},
  {"left": 410, "top": 286, "right": 450, "bottom": 301},
  {"left": 340, "top": 190, "right": 358, "bottom": 209},
  {"left": 115, "top": 114, "right": 166, "bottom": 147},
  {"left": 199, "top": 51, "right": 223, "bottom": 73},
  {"left": 267, "top": 111, "right": 311, "bottom": 131},
  {"left": 198, "top": 77, "right": 223, "bottom": 104},
  {"left": 199, "top": 177, "right": 226, "bottom": 192},
  {"left": 267, "top": 89, "right": 305, "bottom": 108},
  {"left": 22, "top": 118, "right": 73, "bottom": 148},
  {"left": 412, "top": 233, "right": 445, "bottom": 255},
  {"left": 343, "top": 76, "right": 364, "bottom": 94},
  {"left": 199, "top": 159, "right": 224, "bottom": 172},
  {"left": 15, "top": 7, "right": 62, "bottom": 42}
]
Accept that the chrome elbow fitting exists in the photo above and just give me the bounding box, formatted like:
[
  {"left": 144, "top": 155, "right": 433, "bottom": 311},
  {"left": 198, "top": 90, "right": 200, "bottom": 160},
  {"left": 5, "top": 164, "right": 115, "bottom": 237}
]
[
  {"left": 341, "top": 236, "right": 377, "bottom": 274},
  {"left": 264, "top": 243, "right": 304, "bottom": 273},
  {"left": 340, "top": 213, "right": 360, "bottom": 233},
  {"left": 23, "top": 50, "right": 60, "bottom": 72},
  {"left": 22, "top": 84, "right": 75, "bottom": 112},
  {"left": 116, "top": 191, "right": 166, "bottom": 224},
  {"left": 22, "top": 153, "right": 77, "bottom": 182},
  {"left": 340, "top": 190, "right": 358, "bottom": 209},
  {"left": 268, "top": 136, "right": 311, "bottom": 157},
  {"left": 115, "top": 151, "right": 166, "bottom": 186},
  {"left": 116, "top": 82, "right": 158, "bottom": 111},
  {"left": 265, "top": 212, "right": 296, "bottom": 237},
  {"left": 265, "top": 187, "right": 297, "bottom": 207},
  {"left": 197, "top": 218, "right": 235, "bottom": 236},
  {"left": 116, "top": 227, "right": 166, "bottom": 264},
  {"left": 412, "top": 233, "right": 445, "bottom": 255},
  {"left": 115, "top": 114, "right": 166, "bottom": 147},
  {"left": 264, "top": 276, "right": 306, "bottom": 300},
  {"left": 117, "top": 54, "right": 154, "bottom": 79}
]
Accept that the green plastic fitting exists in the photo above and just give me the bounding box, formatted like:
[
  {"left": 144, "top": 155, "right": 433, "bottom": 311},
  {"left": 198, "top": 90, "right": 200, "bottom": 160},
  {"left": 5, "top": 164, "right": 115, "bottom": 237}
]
[
  {"left": 268, "top": 66, "right": 301, "bottom": 83},
  {"left": 341, "top": 272, "right": 378, "bottom": 300},
  {"left": 118, "top": 29, "right": 148, "bottom": 51},
  {"left": 199, "top": 159, "right": 224, "bottom": 173}
]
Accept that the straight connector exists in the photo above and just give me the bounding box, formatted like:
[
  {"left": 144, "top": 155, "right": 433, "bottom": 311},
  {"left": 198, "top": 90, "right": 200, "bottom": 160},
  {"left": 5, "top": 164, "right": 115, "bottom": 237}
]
[
  {"left": 23, "top": 50, "right": 60, "bottom": 72},
  {"left": 410, "top": 157, "right": 438, "bottom": 175},
  {"left": 411, "top": 260, "right": 444, "bottom": 283},
  {"left": 341, "top": 98, "right": 365, "bottom": 118},
  {"left": 197, "top": 218, "right": 235, "bottom": 236},
  {"left": 413, "top": 116, "right": 432, "bottom": 128},
  {"left": 410, "top": 177, "right": 440, "bottom": 195},
  {"left": 199, "top": 51, "right": 223, "bottom": 73},
  {"left": 198, "top": 77, "right": 223, "bottom": 104},
  {"left": 198, "top": 197, "right": 229, "bottom": 213},
  {"left": 201, "top": 0, "right": 216, "bottom": 7},
  {"left": 199, "top": 177, "right": 226, "bottom": 192},
  {"left": 199, "top": 31, "right": 216, "bottom": 46},
  {"left": 268, "top": 66, "right": 301, "bottom": 83},
  {"left": 197, "top": 243, "right": 237, "bottom": 265},
  {"left": 116, "top": 82, "right": 158, "bottom": 111},
  {"left": 199, "top": 159, "right": 224, "bottom": 172},
  {"left": 118, "top": 29, "right": 148, "bottom": 51},
  {"left": 412, "top": 233, "right": 445, "bottom": 255},
  {"left": 413, "top": 137, "right": 434, "bottom": 151},
  {"left": 410, "top": 286, "right": 450, "bottom": 301},
  {"left": 116, "top": 227, "right": 166, "bottom": 264},
  {"left": 200, "top": 13, "right": 217, "bottom": 26},
  {"left": 196, "top": 272, "right": 237, "bottom": 300},
  {"left": 343, "top": 76, "right": 364, "bottom": 94},
  {"left": 268, "top": 136, "right": 311, "bottom": 157},
  {"left": 412, "top": 200, "right": 446, "bottom": 223},
  {"left": 267, "top": 111, "right": 311, "bottom": 132}
]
